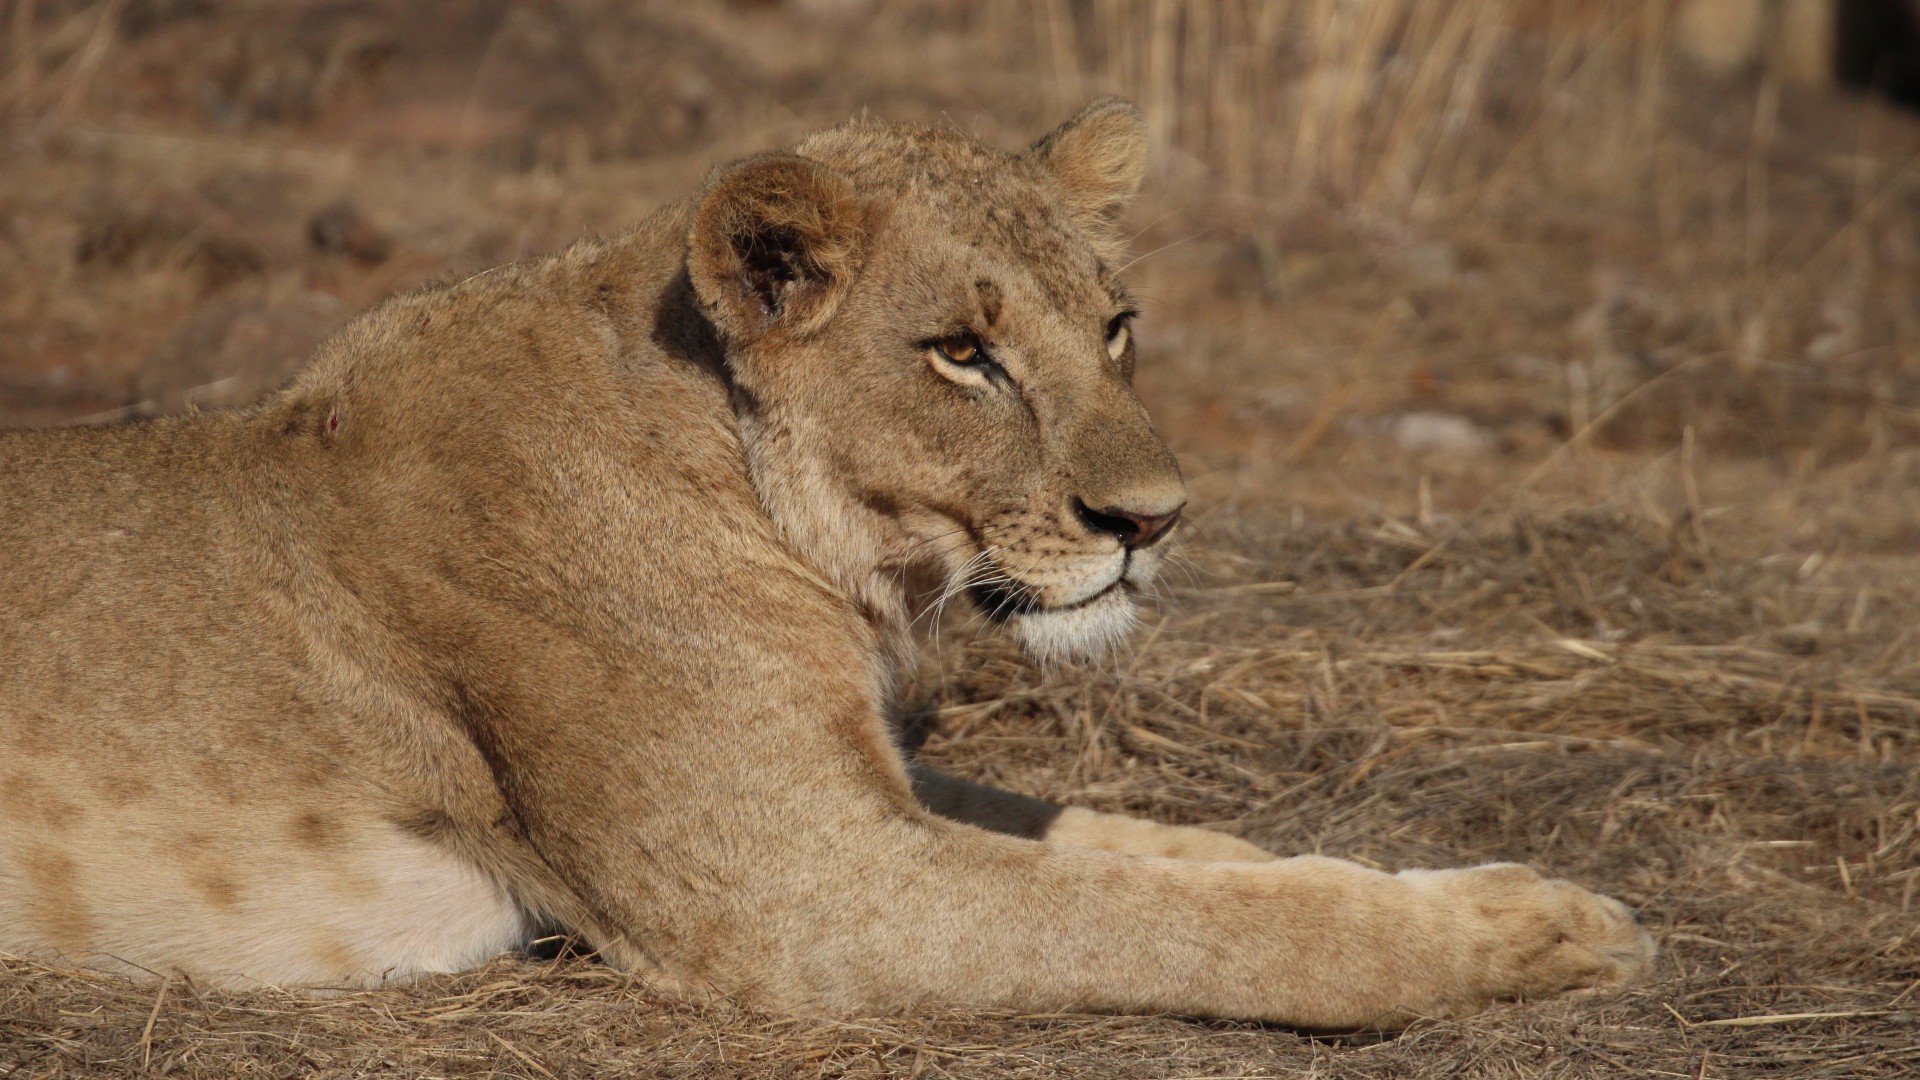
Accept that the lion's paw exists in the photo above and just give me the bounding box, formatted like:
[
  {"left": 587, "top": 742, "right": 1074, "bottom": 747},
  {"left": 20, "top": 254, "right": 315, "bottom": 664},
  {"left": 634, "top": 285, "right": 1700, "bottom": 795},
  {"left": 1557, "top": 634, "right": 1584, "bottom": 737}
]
[{"left": 1399, "top": 863, "right": 1655, "bottom": 1009}]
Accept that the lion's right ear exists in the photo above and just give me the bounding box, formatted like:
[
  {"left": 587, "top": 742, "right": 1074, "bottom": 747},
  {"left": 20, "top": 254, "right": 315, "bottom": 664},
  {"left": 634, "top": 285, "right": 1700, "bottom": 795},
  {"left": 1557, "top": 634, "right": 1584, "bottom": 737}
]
[{"left": 687, "top": 154, "right": 864, "bottom": 345}]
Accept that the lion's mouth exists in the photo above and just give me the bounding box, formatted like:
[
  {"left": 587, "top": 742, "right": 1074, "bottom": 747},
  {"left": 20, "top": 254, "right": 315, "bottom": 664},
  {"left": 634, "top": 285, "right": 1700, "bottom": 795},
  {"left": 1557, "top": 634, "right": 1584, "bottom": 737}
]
[{"left": 969, "top": 566, "right": 1131, "bottom": 623}]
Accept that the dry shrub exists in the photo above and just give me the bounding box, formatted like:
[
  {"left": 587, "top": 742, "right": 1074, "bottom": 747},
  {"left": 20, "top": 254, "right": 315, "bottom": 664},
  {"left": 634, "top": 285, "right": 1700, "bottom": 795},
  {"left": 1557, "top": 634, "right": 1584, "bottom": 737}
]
[{"left": 996, "top": 0, "right": 1672, "bottom": 210}]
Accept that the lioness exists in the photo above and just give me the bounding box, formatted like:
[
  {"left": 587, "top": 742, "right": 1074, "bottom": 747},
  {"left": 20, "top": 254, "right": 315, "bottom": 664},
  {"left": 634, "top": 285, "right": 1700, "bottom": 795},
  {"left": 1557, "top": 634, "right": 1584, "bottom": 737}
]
[{"left": 0, "top": 101, "right": 1652, "bottom": 1028}]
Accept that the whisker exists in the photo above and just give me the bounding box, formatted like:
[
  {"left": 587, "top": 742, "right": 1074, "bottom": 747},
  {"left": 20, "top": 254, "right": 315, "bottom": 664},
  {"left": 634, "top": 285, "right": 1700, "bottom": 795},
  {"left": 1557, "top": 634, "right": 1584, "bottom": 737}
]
[
  {"left": 1116, "top": 231, "right": 1203, "bottom": 275},
  {"left": 913, "top": 547, "right": 1002, "bottom": 633},
  {"left": 916, "top": 541, "right": 1010, "bottom": 663}
]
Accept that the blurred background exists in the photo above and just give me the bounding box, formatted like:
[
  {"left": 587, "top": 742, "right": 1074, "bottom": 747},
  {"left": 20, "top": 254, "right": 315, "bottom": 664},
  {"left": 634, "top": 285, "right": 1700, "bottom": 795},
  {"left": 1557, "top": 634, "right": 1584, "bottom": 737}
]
[
  {"left": 4, "top": 3, "right": 1920, "bottom": 1077},
  {"left": 4, "top": 3, "right": 1920, "bottom": 532}
]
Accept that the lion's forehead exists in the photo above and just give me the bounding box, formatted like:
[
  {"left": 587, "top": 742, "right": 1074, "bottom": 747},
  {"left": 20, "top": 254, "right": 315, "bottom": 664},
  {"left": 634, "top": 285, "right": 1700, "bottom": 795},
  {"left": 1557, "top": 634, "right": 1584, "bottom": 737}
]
[
  {"left": 875, "top": 201, "right": 1116, "bottom": 338},
  {"left": 801, "top": 123, "right": 1108, "bottom": 310}
]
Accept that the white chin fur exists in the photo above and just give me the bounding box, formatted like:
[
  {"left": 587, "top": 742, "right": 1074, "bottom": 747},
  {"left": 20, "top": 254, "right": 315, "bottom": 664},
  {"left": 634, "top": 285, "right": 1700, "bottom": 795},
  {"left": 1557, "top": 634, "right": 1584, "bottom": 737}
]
[{"left": 1006, "top": 590, "right": 1138, "bottom": 665}]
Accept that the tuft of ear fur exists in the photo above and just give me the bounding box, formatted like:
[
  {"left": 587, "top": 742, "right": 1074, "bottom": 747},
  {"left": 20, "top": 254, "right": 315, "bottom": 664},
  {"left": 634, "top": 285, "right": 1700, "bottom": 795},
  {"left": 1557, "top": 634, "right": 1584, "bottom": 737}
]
[
  {"left": 1022, "top": 98, "right": 1148, "bottom": 245},
  {"left": 688, "top": 153, "right": 864, "bottom": 344}
]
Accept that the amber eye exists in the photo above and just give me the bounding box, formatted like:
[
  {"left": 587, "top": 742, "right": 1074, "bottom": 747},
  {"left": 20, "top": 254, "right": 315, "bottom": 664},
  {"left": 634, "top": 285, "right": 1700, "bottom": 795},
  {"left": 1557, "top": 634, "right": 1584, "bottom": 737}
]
[{"left": 936, "top": 333, "right": 982, "bottom": 365}]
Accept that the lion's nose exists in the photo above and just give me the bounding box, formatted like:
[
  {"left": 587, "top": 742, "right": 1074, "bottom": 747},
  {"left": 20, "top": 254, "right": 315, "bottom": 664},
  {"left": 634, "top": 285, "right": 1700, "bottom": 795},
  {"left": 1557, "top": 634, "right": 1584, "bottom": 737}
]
[{"left": 1073, "top": 498, "right": 1184, "bottom": 550}]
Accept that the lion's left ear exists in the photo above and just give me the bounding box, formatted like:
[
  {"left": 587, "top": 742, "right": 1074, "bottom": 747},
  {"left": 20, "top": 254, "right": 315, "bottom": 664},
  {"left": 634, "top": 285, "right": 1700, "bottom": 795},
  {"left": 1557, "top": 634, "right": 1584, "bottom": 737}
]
[
  {"left": 688, "top": 153, "right": 864, "bottom": 344},
  {"left": 1022, "top": 98, "right": 1147, "bottom": 242}
]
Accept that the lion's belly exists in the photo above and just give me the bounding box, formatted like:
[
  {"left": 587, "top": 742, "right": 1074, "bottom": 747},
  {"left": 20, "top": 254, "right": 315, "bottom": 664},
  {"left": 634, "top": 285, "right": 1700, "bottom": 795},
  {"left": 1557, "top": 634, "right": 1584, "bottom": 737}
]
[
  {"left": 0, "top": 793, "right": 530, "bottom": 988},
  {"left": 0, "top": 513, "right": 533, "bottom": 987}
]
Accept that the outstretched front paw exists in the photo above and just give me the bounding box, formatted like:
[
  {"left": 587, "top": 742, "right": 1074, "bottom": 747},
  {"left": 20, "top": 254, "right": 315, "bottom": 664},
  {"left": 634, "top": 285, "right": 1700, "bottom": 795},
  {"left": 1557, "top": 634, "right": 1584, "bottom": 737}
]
[{"left": 1402, "top": 863, "right": 1655, "bottom": 1011}]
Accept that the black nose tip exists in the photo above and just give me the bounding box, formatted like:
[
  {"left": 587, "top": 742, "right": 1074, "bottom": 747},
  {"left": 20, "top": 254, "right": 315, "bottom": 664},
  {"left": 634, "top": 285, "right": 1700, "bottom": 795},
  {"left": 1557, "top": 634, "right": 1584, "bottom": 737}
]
[{"left": 1074, "top": 499, "right": 1184, "bottom": 549}]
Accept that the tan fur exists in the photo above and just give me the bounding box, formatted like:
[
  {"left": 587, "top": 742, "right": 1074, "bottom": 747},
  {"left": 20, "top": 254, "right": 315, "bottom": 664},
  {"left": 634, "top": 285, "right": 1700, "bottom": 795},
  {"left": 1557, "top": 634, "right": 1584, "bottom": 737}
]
[
  {"left": 0, "top": 102, "right": 1652, "bottom": 1027},
  {"left": 1043, "top": 807, "right": 1278, "bottom": 863}
]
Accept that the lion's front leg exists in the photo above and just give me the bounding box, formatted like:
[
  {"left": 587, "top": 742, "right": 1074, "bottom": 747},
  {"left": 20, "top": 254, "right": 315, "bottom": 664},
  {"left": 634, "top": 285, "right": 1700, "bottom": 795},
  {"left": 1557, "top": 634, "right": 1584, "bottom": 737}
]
[
  {"left": 907, "top": 764, "right": 1276, "bottom": 862},
  {"left": 496, "top": 705, "right": 1650, "bottom": 1026},
  {"left": 459, "top": 563, "right": 1650, "bottom": 1026},
  {"left": 608, "top": 810, "right": 1649, "bottom": 1027}
]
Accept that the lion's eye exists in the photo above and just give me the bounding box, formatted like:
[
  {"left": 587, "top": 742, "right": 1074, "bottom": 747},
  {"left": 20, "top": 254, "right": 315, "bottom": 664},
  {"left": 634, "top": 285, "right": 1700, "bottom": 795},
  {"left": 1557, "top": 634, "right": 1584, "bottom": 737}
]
[
  {"left": 925, "top": 330, "right": 1008, "bottom": 389},
  {"left": 936, "top": 333, "right": 983, "bottom": 365},
  {"left": 1105, "top": 311, "right": 1136, "bottom": 362}
]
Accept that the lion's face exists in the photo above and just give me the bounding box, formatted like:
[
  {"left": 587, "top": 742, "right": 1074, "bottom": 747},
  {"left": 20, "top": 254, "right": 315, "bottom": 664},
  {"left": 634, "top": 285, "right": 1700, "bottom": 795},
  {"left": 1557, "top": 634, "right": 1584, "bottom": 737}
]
[{"left": 687, "top": 102, "right": 1181, "bottom": 663}]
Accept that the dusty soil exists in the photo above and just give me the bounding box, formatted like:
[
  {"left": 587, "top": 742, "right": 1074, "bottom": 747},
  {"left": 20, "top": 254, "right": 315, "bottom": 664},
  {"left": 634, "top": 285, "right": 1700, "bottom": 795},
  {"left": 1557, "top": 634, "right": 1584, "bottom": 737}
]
[{"left": 2, "top": 2, "right": 1918, "bottom": 1076}]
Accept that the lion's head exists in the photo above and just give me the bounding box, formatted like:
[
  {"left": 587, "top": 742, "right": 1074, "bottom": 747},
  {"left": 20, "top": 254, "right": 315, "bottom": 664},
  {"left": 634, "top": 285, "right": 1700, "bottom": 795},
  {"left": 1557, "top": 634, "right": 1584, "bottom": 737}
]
[{"left": 686, "top": 100, "right": 1181, "bottom": 664}]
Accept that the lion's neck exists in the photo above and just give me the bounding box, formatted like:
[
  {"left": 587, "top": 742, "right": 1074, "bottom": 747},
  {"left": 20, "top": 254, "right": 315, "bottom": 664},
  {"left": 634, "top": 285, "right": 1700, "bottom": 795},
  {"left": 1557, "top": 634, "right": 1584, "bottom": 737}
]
[{"left": 734, "top": 409, "right": 917, "bottom": 663}]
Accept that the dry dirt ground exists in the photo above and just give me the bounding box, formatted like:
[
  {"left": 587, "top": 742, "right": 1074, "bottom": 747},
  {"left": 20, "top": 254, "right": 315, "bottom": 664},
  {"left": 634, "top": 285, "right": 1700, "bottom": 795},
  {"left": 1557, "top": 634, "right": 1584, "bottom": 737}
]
[{"left": 3, "top": 2, "right": 1920, "bottom": 1077}]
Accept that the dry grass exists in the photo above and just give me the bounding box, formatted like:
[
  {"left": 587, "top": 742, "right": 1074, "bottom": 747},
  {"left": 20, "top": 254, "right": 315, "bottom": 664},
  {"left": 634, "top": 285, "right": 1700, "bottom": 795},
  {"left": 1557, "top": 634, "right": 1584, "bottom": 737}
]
[{"left": 4, "top": 0, "right": 1920, "bottom": 1076}]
